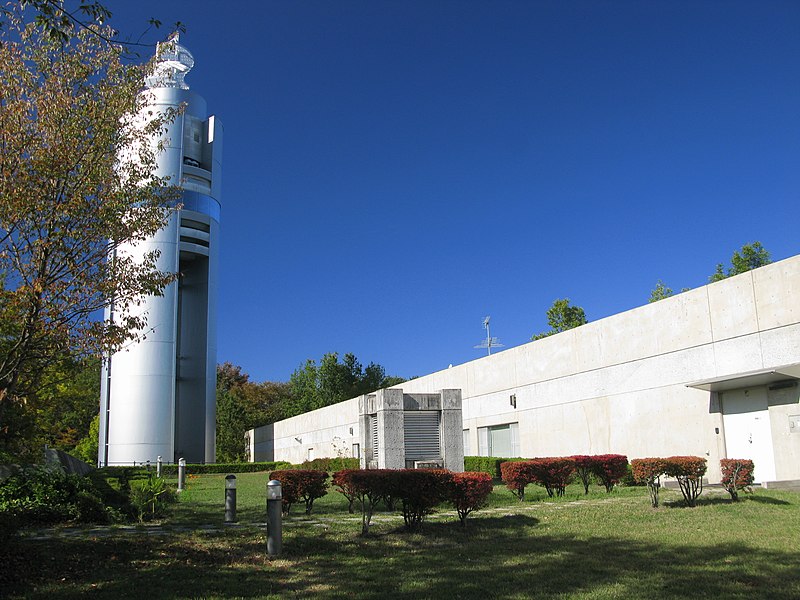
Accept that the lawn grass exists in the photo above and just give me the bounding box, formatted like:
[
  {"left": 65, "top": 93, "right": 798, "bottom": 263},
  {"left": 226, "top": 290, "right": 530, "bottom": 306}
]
[{"left": 2, "top": 472, "right": 799, "bottom": 599}]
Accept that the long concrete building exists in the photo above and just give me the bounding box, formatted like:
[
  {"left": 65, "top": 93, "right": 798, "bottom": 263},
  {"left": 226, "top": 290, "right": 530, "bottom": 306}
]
[{"left": 247, "top": 254, "right": 800, "bottom": 485}]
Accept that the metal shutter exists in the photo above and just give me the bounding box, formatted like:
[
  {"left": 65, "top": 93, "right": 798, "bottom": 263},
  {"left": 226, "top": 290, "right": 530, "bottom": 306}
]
[
  {"left": 369, "top": 415, "right": 378, "bottom": 462},
  {"left": 403, "top": 411, "right": 441, "bottom": 461}
]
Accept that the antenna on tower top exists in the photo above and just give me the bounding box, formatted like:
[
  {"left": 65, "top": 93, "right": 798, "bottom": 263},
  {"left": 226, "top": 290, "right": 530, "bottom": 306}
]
[{"left": 474, "top": 315, "right": 504, "bottom": 356}]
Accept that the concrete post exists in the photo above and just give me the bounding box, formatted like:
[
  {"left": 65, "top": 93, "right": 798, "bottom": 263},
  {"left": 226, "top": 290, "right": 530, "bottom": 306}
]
[
  {"left": 224, "top": 474, "right": 237, "bottom": 523},
  {"left": 177, "top": 457, "right": 186, "bottom": 492},
  {"left": 376, "top": 388, "right": 405, "bottom": 469},
  {"left": 157, "top": 455, "right": 163, "bottom": 478},
  {"left": 266, "top": 479, "right": 282, "bottom": 556},
  {"left": 440, "top": 389, "right": 465, "bottom": 472}
]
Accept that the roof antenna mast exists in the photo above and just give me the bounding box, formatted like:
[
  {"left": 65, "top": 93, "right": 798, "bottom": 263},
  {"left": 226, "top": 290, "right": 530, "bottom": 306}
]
[{"left": 474, "top": 315, "right": 504, "bottom": 356}]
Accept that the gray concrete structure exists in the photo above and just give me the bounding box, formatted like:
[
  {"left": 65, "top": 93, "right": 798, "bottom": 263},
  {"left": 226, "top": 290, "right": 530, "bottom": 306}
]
[
  {"left": 247, "top": 254, "right": 800, "bottom": 485},
  {"left": 358, "top": 389, "right": 464, "bottom": 471},
  {"left": 99, "top": 35, "right": 222, "bottom": 465}
]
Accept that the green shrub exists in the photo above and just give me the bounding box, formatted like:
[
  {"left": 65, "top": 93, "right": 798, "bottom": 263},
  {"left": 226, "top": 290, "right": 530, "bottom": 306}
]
[
  {"left": 464, "top": 456, "right": 524, "bottom": 479},
  {"left": 294, "top": 457, "right": 359, "bottom": 472},
  {"left": 160, "top": 461, "right": 291, "bottom": 476},
  {"left": 0, "top": 466, "right": 111, "bottom": 525}
]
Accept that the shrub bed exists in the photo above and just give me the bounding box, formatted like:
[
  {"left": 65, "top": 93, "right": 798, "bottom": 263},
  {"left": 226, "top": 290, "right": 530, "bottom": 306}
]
[{"left": 0, "top": 466, "right": 112, "bottom": 525}]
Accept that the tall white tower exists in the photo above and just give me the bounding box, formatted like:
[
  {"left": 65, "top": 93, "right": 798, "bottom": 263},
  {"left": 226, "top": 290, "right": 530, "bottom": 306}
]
[{"left": 98, "top": 34, "right": 222, "bottom": 465}]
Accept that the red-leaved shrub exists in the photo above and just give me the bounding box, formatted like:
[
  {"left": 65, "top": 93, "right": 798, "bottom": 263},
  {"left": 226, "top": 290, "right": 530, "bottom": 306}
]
[
  {"left": 664, "top": 456, "right": 707, "bottom": 507},
  {"left": 571, "top": 455, "right": 594, "bottom": 494},
  {"left": 448, "top": 472, "right": 493, "bottom": 526},
  {"left": 269, "top": 469, "right": 329, "bottom": 515},
  {"left": 590, "top": 454, "right": 629, "bottom": 493},
  {"left": 720, "top": 458, "right": 755, "bottom": 501},
  {"left": 501, "top": 461, "right": 532, "bottom": 501},
  {"left": 334, "top": 469, "right": 395, "bottom": 535},
  {"left": 631, "top": 458, "right": 667, "bottom": 507},
  {"left": 392, "top": 469, "right": 452, "bottom": 530},
  {"left": 527, "top": 457, "right": 576, "bottom": 497},
  {"left": 332, "top": 468, "right": 358, "bottom": 513}
]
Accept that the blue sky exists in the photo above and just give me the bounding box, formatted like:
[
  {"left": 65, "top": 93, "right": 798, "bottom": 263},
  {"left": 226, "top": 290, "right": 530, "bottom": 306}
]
[{"left": 104, "top": 0, "right": 800, "bottom": 383}]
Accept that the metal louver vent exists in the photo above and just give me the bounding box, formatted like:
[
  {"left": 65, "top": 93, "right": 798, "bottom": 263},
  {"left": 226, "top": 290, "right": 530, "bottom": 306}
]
[
  {"left": 369, "top": 415, "right": 378, "bottom": 462},
  {"left": 403, "top": 411, "right": 441, "bottom": 461}
]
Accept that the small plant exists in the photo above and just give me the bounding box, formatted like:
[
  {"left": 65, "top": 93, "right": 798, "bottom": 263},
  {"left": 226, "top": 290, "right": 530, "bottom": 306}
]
[
  {"left": 448, "top": 472, "right": 493, "bottom": 526},
  {"left": 664, "top": 456, "right": 707, "bottom": 507},
  {"left": 130, "top": 474, "right": 175, "bottom": 522},
  {"left": 720, "top": 458, "right": 755, "bottom": 501},
  {"left": 631, "top": 458, "right": 666, "bottom": 508}
]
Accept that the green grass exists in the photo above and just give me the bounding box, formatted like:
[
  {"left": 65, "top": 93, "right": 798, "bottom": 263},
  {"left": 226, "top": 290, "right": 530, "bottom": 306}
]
[{"left": 2, "top": 473, "right": 799, "bottom": 599}]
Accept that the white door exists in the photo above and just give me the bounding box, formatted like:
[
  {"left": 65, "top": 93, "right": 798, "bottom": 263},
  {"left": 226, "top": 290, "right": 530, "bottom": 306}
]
[{"left": 721, "top": 387, "right": 776, "bottom": 482}]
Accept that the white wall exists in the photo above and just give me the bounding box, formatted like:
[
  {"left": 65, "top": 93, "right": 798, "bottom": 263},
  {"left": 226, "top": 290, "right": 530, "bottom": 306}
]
[{"left": 249, "top": 255, "right": 800, "bottom": 483}]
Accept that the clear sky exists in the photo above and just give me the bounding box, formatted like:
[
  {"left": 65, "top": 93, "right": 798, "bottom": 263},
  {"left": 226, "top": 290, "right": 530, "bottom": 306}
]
[{"left": 103, "top": 0, "right": 800, "bottom": 383}]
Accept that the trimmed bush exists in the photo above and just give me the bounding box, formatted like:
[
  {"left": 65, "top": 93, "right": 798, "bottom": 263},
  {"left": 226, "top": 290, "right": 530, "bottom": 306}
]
[
  {"left": 571, "top": 455, "right": 594, "bottom": 494},
  {"left": 720, "top": 458, "right": 755, "bottom": 501},
  {"left": 464, "top": 456, "right": 523, "bottom": 479},
  {"left": 631, "top": 458, "right": 667, "bottom": 508},
  {"left": 269, "top": 469, "right": 329, "bottom": 515},
  {"left": 527, "top": 457, "right": 575, "bottom": 497},
  {"left": 334, "top": 469, "right": 395, "bottom": 535},
  {"left": 448, "top": 471, "right": 493, "bottom": 526},
  {"left": 332, "top": 468, "right": 358, "bottom": 513},
  {"left": 501, "top": 461, "right": 533, "bottom": 501},
  {"left": 590, "top": 454, "right": 629, "bottom": 493},
  {"left": 664, "top": 456, "right": 707, "bottom": 507},
  {"left": 295, "top": 457, "right": 359, "bottom": 472},
  {"left": 162, "top": 461, "right": 291, "bottom": 476},
  {"left": 391, "top": 469, "right": 452, "bottom": 530}
]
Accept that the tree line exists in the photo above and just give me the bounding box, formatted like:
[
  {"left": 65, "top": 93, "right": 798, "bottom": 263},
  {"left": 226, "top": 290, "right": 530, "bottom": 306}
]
[{"left": 215, "top": 353, "right": 405, "bottom": 462}]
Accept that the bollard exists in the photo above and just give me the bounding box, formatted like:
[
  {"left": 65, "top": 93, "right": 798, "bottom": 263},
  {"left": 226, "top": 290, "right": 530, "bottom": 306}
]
[
  {"left": 266, "top": 479, "right": 282, "bottom": 557},
  {"left": 146, "top": 460, "right": 151, "bottom": 472},
  {"left": 177, "top": 457, "right": 186, "bottom": 492},
  {"left": 157, "top": 456, "right": 163, "bottom": 478},
  {"left": 224, "top": 474, "right": 237, "bottom": 523}
]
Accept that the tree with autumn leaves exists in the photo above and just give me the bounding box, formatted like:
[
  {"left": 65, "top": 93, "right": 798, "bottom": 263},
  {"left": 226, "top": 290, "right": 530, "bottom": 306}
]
[{"left": 0, "top": 10, "right": 180, "bottom": 459}]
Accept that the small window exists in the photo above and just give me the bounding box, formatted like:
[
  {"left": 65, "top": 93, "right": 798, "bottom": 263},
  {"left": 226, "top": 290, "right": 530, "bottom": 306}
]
[{"left": 352, "top": 443, "right": 361, "bottom": 459}]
